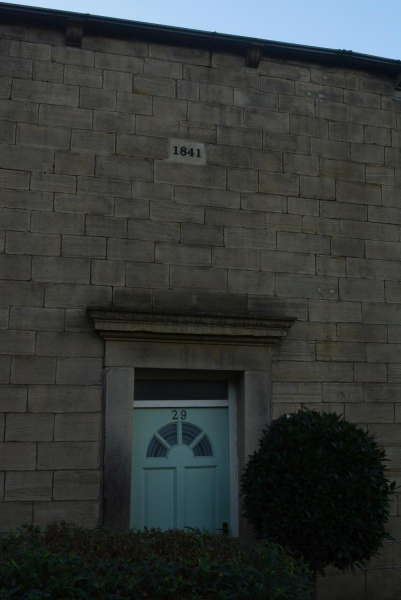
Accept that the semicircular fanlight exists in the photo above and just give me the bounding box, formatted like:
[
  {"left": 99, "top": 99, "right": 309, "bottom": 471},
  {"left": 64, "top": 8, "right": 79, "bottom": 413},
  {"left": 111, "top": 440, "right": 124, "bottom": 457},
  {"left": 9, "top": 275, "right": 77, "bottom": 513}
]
[
  {"left": 193, "top": 435, "right": 213, "bottom": 457},
  {"left": 146, "top": 437, "right": 168, "bottom": 458},
  {"left": 146, "top": 422, "right": 213, "bottom": 457},
  {"left": 182, "top": 423, "right": 201, "bottom": 446},
  {"left": 159, "top": 423, "right": 178, "bottom": 446}
]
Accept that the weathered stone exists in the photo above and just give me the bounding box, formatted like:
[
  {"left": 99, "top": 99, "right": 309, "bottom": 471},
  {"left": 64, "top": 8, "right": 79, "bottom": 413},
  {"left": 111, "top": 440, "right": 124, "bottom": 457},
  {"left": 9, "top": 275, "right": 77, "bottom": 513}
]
[
  {"left": 56, "top": 358, "right": 103, "bottom": 385},
  {"left": 6, "top": 231, "right": 60, "bottom": 256},
  {"left": 291, "top": 115, "right": 328, "bottom": 137},
  {"left": 348, "top": 258, "right": 401, "bottom": 280},
  {"left": 78, "top": 177, "right": 131, "bottom": 198},
  {"left": 273, "top": 362, "right": 353, "bottom": 382},
  {"left": 309, "top": 300, "right": 362, "bottom": 322},
  {"left": 36, "top": 332, "right": 103, "bottom": 358},
  {"left": 244, "top": 108, "right": 288, "bottom": 132},
  {"left": 65, "top": 65, "right": 102, "bottom": 88},
  {"left": 13, "top": 79, "right": 79, "bottom": 106},
  {"left": 340, "top": 278, "right": 384, "bottom": 302},
  {"left": 30, "top": 173, "right": 76, "bottom": 194},
  {"left": 5, "top": 471, "right": 52, "bottom": 500},
  {"left": 351, "top": 106, "right": 395, "bottom": 129},
  {"left": 155, "top": 162, "right": 225, "bottom": 189},
  {"left": 227, "top": 270, "right": 274, "bottom": 295},
  {"left": 103, "top": 70, "right": 132, "bottom": 91},
  {"left": 84, "top": 35, "right": 147, "bottom": 57},
  {"left": 32, "top": 257, "right": 90, "bottom": 284},
  {"left": 276, "top": 274, "right": 338, "bottom": 300},
  {"left": 55, "top": 150, "right": 95, "bottom": 176},
  {"left": 0, "top": 385, "right": 27, "bottom": 412},
  {"left": 266, "top": 213, "right": 302, "bottom": 232},
  {"left": 310, "top": 138, "right": 350, "bottom": 160},
  {"left": 259, "top": 172, "right": 299, "bottom": 195},
  {"left": 9, "top": 307, "right": 64, "bottom": 331},
  {"left": 71, "top": 131, "right": 115, "bottom": 155},
  {"left": 53, "top": 471, "right": 100, "bottom": 500},
  {"left": 170, "top": 265, "right": 226, "bottom": 292},
  {"left": 261, "top": 250, "right": 315, "bottom": 274},
  {"left": 212, "top": 247, "right": 260, "bottom": 270},
  {"left": 234, "top": 89, "right": 277, "bottom": 111},
  {"left": 316, "top": 341, "right": 366, "bottom": 362},
  {"left": 116, "top": 92, "right": 152, "bottom": 115},
  {"left": 80, "top": 87, "right": 116, "bottom": 111},
  {"left": 5, "top": 413, "right": 54, "bottom": 441},
  {"left": 0, "top": 145, "right": 53, "bottom": 172},
  {"left": 28, "top": 385, "right": 101, "bottom": 413},
  {"left": 117, "top": 134, "right": 167, "bottom": 159},
  {"left": 34, "top": 501, "right": 99, "bottom": 528},
  {"left": 242, "top": 193, "right": 286, "bottom": 213},
  {"left": 337, "top": 324, "right": 387, "bottom": 343},
  {"left": 0, "top": 208, "right": 30, "bottom": 231},
  {"left": 151, "top": 202, "right": 204, "bottom": 224},
  {"left": 55, "top": 414, "right": 101, "bottom": 441},
  {"left": 34, "top": 60, "right": 63, "bottom": 83},
  {"left": 329, "top": 121, "right": 364, "bottom": 142},
  {"left": 94, "top": 111, "right": 136, "bottom": 134},
  {"left": 133, "top": 75, "right": 175, "bottom": 98},
  {"left": 55, "top": 194, "right": 113, "bottom": 216},
  {"left": 156, "top": 242, "right": 210, "bottom": 266},
  {"left": 323, "top": 383, "right": 363, "bottom": 403},
  {"left": 277, "top": 232, "right": 330, "bottom": 254},
  {"left": 0, "top": 503, "right": 33, "bottom": 532},
  {"left": 300, "top": 176, "right": 335, "bottom": 199},
  {"left": 145, "top": 58, "right": 182, "bottom": 79},
  {"left": 183, "top": 65, "right": 259, "bottom": 90}
]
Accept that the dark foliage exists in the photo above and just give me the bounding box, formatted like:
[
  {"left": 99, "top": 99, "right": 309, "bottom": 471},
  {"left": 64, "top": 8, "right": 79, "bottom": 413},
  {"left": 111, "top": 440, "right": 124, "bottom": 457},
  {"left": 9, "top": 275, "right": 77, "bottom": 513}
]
[
  {"left": 241, "top": 409, "right": 396, "bottom": 575},
  {"left": 0, "top": 522, "right": 313, "bottom": 599}
]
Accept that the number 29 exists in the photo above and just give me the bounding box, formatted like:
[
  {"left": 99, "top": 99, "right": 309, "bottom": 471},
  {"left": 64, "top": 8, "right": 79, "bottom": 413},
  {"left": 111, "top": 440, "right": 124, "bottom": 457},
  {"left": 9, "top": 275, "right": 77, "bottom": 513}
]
[{"left": 172, "top": 409, "right": 187, "bottom": 420}]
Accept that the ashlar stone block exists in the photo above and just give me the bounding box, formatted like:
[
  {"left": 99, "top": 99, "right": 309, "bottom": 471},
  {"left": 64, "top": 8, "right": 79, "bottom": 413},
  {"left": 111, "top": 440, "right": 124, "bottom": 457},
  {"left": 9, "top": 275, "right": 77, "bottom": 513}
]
[
  {"left": 53, "top": 470, "right": 100, "bottom": 500},
  {"left": 5, "top": 471, "right": 52, "bottom": 500}
]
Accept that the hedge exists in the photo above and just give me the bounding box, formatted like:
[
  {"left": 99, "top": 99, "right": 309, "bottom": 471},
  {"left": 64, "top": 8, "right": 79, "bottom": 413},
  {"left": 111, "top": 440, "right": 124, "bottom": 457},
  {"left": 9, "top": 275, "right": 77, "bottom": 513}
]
[{"left": 0, "top": 522, "right": 313, "bottom": 599}]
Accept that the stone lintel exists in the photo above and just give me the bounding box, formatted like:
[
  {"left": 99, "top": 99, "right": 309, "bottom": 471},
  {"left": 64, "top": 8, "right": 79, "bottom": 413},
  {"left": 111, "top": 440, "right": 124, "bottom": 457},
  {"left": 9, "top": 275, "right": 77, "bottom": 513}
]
[{"left": 88, "top": 308, "right": 295, "bottom": 346}]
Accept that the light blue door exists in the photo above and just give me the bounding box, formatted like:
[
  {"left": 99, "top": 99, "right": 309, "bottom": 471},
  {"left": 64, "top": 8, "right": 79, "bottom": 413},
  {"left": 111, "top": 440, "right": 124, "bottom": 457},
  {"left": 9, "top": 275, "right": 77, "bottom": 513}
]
[{"left": 131, "top": 407, "right": 230, "bottom": 533}]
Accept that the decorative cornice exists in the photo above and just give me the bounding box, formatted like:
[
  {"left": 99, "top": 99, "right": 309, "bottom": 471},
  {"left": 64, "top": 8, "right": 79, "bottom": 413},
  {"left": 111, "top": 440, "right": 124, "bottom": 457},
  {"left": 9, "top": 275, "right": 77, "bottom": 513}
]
[{"left": 88, "top": 308, "right": 295, "bottom": 346}]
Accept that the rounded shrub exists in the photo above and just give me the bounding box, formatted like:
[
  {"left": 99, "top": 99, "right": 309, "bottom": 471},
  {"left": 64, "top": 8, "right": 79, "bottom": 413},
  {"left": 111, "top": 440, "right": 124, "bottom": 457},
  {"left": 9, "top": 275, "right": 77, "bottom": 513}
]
[
  {"left": 241, "top": 409, "right": 396, "bottom": 575},
  {"left": 0, "top": 522, "right": 313, "bottom": 599}
]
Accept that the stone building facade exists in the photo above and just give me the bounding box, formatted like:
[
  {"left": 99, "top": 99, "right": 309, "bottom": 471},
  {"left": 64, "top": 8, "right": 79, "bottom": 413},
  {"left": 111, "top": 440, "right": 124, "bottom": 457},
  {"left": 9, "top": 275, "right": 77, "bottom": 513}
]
[{"left": 0, "top": 3, "right": 400, "bottom": 598}]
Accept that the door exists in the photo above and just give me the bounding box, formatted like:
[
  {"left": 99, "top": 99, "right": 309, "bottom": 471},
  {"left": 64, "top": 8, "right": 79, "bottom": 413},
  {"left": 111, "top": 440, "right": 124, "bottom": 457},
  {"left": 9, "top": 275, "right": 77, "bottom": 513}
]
[{"left": 131, "top": 407, "right": 230, "bottom": 533}]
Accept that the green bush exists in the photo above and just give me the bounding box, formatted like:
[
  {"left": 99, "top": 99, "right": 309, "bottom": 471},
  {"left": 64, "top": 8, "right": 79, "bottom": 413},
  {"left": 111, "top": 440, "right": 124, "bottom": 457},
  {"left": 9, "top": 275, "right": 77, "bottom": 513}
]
[
  {"left": 0, "top": 522, "right": 313, "bottom": 599},
  {"left": 241, "top": 409, "right": 396, "bottom": 576}
]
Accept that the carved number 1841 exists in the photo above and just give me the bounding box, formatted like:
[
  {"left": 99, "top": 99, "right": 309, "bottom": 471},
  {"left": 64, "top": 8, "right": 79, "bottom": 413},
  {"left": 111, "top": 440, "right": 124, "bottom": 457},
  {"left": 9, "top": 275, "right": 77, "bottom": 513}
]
[{"left": 173, "top": 146, "right": 201, "bottom": 158}]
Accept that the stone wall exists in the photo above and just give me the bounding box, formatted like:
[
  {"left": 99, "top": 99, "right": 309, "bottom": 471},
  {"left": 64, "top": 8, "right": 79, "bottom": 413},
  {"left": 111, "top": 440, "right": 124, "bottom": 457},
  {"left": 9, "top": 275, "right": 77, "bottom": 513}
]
[{"left": 0, "top": 17, "right": 400, "bottom": 599}]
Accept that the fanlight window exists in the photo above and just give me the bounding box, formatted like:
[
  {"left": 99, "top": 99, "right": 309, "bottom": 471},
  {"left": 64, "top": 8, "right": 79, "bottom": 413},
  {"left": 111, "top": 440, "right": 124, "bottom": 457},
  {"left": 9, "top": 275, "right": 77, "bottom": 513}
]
[{"left": 146, "top": 422, "right": 213, "bottom": 458}]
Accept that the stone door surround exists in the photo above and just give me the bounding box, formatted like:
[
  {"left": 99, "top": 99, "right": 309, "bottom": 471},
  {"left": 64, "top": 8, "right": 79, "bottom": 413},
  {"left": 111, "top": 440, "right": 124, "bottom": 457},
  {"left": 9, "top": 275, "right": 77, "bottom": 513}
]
[{"left": 89, "top": 308, "right": 294, "bottom": 533}]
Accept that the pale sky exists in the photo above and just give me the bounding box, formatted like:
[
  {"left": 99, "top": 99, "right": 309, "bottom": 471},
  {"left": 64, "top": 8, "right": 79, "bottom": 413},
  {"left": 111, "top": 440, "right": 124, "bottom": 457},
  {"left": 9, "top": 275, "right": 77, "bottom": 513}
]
[{"left": 3, "top": 0, "right": 401, "bottom": 61}]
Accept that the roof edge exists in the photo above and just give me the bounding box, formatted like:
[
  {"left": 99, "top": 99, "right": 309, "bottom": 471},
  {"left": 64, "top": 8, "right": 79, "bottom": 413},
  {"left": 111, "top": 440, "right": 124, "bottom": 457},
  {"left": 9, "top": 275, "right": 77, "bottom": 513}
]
[{"left": 1, "top": 1, "right": 400, "bottom": 76}]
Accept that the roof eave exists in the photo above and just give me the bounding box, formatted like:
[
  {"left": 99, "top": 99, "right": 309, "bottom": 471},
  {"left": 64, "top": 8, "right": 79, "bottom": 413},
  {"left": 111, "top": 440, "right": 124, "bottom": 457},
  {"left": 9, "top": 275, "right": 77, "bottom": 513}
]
[{"left": 1, "top": 1, "right": 400, "bottom": 77}]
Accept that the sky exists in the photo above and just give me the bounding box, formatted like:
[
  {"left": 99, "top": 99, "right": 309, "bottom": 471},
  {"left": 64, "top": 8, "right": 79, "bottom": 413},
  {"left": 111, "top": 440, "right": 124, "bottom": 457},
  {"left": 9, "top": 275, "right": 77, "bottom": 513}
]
[{"left": 3, "top": 0, "right": 401, "bottom": 61}]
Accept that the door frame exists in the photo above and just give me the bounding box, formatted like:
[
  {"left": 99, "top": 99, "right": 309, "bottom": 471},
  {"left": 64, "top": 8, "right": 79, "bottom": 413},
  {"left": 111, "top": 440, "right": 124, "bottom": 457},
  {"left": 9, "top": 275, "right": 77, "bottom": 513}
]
[
  {"left": 90, "top": 308, "right": 295, "bottom": 535},
  {"left": 133, "top": 376, "right": 239, "bottom": 536}
]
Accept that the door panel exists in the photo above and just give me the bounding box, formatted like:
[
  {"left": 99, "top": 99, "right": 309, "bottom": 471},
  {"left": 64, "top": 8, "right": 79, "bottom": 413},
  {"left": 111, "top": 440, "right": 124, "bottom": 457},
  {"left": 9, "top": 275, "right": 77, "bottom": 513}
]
[
  {"left": 185, "top": 467, "right": 216, "bottom": 531},
  {"left": 143, "top": 468, "right": 175, "bottom": 530},
  {"left": 131, "top": 407, "right": 230, "bottom": 533}
]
